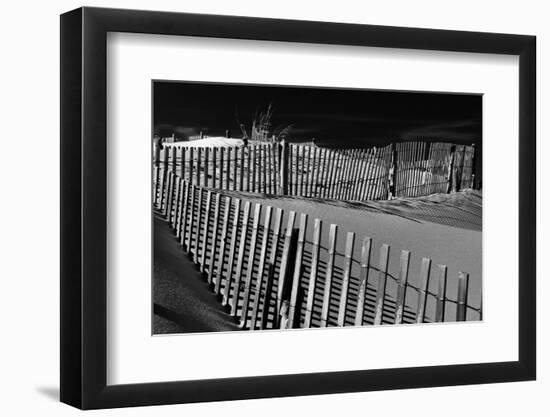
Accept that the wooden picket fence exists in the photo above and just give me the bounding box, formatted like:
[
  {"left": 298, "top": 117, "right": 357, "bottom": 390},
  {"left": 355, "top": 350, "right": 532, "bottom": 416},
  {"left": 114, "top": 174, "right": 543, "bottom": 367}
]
[
  {"left": 154, "top": 168, "right": 481, "bottom": 330},
  {"left": 156, "top": 140, "right": 476, "bottom": 202},
  {"left": 158, "top": 142, "right": 281, "bottom": 194}
]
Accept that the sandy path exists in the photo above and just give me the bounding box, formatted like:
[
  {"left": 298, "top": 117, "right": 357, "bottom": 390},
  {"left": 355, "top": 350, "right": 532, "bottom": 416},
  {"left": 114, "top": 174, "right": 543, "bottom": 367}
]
[{"left": 153, "top": 215, "right": 239, "bottom": 334}]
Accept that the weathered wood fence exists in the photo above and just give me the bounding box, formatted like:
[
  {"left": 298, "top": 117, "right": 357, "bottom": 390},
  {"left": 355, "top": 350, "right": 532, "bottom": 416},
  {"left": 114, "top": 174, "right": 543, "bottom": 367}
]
[
  {"left": 154, "top": 169, "right": 482, "bottom": 330},
  {"left": 155, "top": 140, "right": 476, "bottom": 201}
]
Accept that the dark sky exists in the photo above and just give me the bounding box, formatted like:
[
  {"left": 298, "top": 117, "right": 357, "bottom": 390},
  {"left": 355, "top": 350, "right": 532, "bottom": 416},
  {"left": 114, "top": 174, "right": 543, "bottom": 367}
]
[{"left": 153, "top": 81, "right": 482, "bottom": 148}]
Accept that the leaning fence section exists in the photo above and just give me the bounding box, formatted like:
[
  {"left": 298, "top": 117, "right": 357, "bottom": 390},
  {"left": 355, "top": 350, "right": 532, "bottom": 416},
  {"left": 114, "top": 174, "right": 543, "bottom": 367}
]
[
  {"left": 285, "top": 144, "right": 393, "bottom": 201},
  {"left": 153, "top": 169, "right": 482, "bottom": 330}
]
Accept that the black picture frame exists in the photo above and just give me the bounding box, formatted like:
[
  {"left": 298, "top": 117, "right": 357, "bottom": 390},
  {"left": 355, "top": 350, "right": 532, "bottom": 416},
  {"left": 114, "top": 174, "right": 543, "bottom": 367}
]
[{"left": 60, "top": 6, "right": 536, "bottom": 410}]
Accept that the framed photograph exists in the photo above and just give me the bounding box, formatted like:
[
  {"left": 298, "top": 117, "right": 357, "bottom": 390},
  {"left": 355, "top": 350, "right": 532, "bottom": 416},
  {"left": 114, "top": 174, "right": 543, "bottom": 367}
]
[{"left": 60, "top": 7, "right": 536, "bottom": 409}]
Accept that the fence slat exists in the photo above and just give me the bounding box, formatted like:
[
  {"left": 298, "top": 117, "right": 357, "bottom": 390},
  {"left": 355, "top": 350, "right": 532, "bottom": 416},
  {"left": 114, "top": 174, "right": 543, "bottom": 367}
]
[
  {"left": 212, "top": 147, "right": 218, "bottom": 188},
  {"left": 178, "top": 180, "right": 189, "bottom": 245},
  {"left": 153, "top": 166, "right": 159, "bottom": 206},
  {"left": 416, "top": 258, "right": 432, "bottom": 323},
  {"left": 304, "top": 218, "right": 322, "bottom": 328},
  {"left": 260, "top": 264, "right": 276, "bottom": 330},
  {"left": 187, "top": 147, "right": 194, "bottom": 186},
  {"left": 214, "top": 197, "right": 232, "bottom": 295},
  {"left": 268, "top": 144, "right": 274, "bottom": 194},
  {"left": 291, "top": 145, "right": 298, "bottom": 196},
  {"left": 176, "top": 179, "right": 186, "bottom": 239},
  {"left": 351, "top": 150, "right": 364, "bottom": 200},
  {"left": 326, "top": 150, "right": 338, "bottom": 198},
  {"left": 263, "top": 145, "right": 268, "bottom": 193},
  {"left": 230, "top": 201, "right": 251, "bottom": 316},
  {"left": 171, "top": 176, "right": 180, "bottom": 228},
  {"left": 394, "top": 250, "right": 411, "bottom": 324},
  {"left": 346, "top": 150, "right": 358, "bottom": 200},
  {"left": 182, "top": 146, "right": 188, "bottom": 182},
  {"left": 162, "top": 146, "right": 169, "bottom": 178},
  {"left": 163, "top": 172, "right": 173, "bottom": 217},
  {"left": 313, "top": 148, "right": 322, "bottom": 197},
  {"left": 185, "top": 185, "right": 195, "bottom": 251},
  {"left": 206, "top": 193, "right": 221, "bottom": 283},
  {"left": 230, "top": 147, "right": 235, "bottom": 191},
  {"left": 251, "top": 145, "right": 256, "bottom": 192},
  {"left": 174, "top": 178, "right": 184, "bottom": 233},
  {"left": 353, "top": 149, "right": 364, "bottom": 199},
  {"left": 257, "top": 207, "right": 283, "bottom": 329},
  {"left": 456, "top": 271, "right": 469, "bottom": 321},
  {"left": 199, "top": 190, "right": 213, "bottom": 271},
  {"left": 204, "top": 148, "right": 210, "bottom": 188},
  {"left": 306, "top": 146, "right": 314, "bottom": 197},
  {"left": 373, "top": 244, "right": 390, "bottom": 325},
  {"left": 196, "top": 147, "right": 202, "bottom": 187},
  {"left": 354, "top": 236, "right": 372, "bottom": 326},
  {"left": 246, "top": 146, "right": 251, "bottom": 192},
  {"left": 222, "top": 198, "right": 241, "bottom": 306},
  {"left": 250, "top": 206, "right": 273, "bottom": 330},
  {"left": 297, "top": 146, "right": 306, "bottom": 197},
  {"left": 319, "top": 148, "right": 328, "bottom": 198},
  {"left": 337, "top": 232, "right": 355, "bottom": 327},
  {"left": 287, "top": 213, "right": 308, "bottom": 329},
  {"left": 240, "top": 203, "right": 262, "bottom": 328},
  {"left": 337, "top": 150, "right": 348, "bottom": 199},
  {"left": 320, "top": 224, "right": 338, "bottom": 327},
  {"left": 171, "top": 145, "right": 177, "bottom": 174},
  {"left": 157, "top": 166, "right": 165, "bottom": 208},
  {"left": 193, "top": 188, "right": 204, "bottom": 263},
  {"left": 222, "top": 148, "right": 228, "bottom": 190},
  {"left": 169, "top": 173, "right": 179, "bottom": 225},
  {"left": 276, "top": 210, "right": 296, "bottom": 322},
  {"left": 435, "top": 265, "right": 448, "bottom": 322}
]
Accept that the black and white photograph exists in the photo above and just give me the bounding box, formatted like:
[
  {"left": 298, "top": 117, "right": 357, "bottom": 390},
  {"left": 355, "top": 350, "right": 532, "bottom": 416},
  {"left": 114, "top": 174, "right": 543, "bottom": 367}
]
[{"left": 152, "top": 81, "right": 482, "bottom": 334}]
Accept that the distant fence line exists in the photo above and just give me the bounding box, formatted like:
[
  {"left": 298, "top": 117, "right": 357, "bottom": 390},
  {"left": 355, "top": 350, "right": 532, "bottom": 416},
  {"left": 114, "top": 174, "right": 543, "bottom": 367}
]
[
  {"left": 153, "top": 170, "right": 481, "bottom": 330},
  {"left": 154, "top": 140, "right": 476, "bottom": 201}
]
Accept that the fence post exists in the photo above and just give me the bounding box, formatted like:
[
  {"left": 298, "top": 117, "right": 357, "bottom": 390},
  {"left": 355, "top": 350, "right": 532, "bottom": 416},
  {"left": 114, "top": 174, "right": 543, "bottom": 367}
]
[
  {"left": 470, "top": 143, "right": 477, "bottom": 189},
  {"left": 304, "top": 218, "right": 322, "bottom": 328},
  {"left": 337, "top": 232, "right": 355, "bottom": 327},
  {"left": 456, "top": 271, "right": 469, "bottom": 321},
  {"left": 278, "top": 139, "right": 289, "bottom": 195},
  {"left": 276, "top": 211, "right": 297, "bottom": 327},
  {"left": 222, "top": 198, "right": 241, "bottom": 305},
  {"left": 435, "top": 265, "right": 448, "bottom": 322},
  {"left": 394, "top": 250, "right": 411, "bottom": 324},
  {"left": 240, "top": 204, "right": 262, "bottom": 328},
  {"left": 389, "top": 142, "right": 397, "bottom": 199},
  {"left": 416, "top": 258, "right": 432, "bottom": 323},
  {"left": 287, "top": 213, "right": 308, "bottom": 329},
  {"left": 230, "top": 201, "right": 251, "bottom": 316},
  {"left": 355, "top": 236, "right": 372, "bottom": 326},
  {"left": 320, "top": 224, "right": 338, "bottom": 327},
  {"left": 446, "top": 145, "right": 456, "bottom": 193},
  {"left": 373, "top": 244, "right": 390, "bottom": 325},
  {"left": 249, "top": 206, "right": 274, "bottom": 330},
  {"left": 259, "top": 264, "right": 276, "bottom": 330},
  {"left": 213, "top": 197, "right": 231, "bottom": 294}
]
